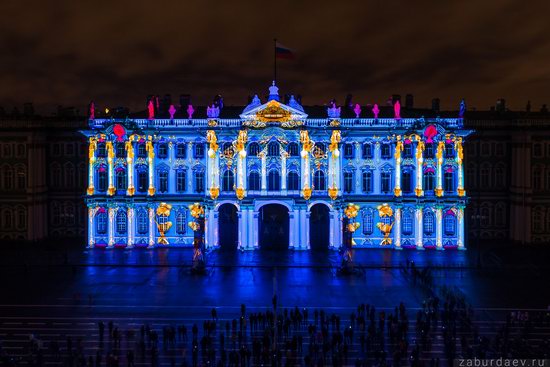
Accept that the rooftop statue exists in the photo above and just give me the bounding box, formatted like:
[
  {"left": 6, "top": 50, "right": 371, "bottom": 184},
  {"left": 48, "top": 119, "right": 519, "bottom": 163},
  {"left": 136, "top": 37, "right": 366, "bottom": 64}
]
[
  {"left": 288, "top": 95, "right": 304, "bottom": 112},
  {"left": 168, "top": 104, "right": 176, "bottom": 120},
  {"left": 186, "top": 104, "right": 194, "bottom": 119},
  {"left": 327, "top": 100, "right": 341, "bottom": 119},
  {"left": 394, "top": 100, "right": 401, "bottom": 119},
  {"left": 268, "top": 81, "right": 280, "bottom": 102},
  {"left": 207, "top": 104, "right": 220, "bottom": 119},
  {"left": 372, "top": 104, "right": 380, "bottom": 119},
  {"left": 147, "top": 100, "right": 155, "bottom": 120},
  {"left": 459, "top": 99, "right": 466, "bottom": 118},
  {"left": 353, "top": 103, "right": 361, "bottom": 118}
]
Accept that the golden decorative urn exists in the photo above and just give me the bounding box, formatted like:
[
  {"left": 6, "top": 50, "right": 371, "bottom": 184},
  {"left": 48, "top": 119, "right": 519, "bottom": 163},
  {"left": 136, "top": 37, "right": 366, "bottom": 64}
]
[
  {"left": 376, "top": 203, "right": 394, "bottom": 246},
  {"left": 155, "top": 203, "right": 173, "bottom": 245}
]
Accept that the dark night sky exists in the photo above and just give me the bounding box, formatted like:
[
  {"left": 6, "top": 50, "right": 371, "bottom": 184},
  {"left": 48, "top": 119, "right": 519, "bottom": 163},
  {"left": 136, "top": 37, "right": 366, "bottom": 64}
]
[{"left": 1, "top": 0, "right": 549, "bottom": 114}]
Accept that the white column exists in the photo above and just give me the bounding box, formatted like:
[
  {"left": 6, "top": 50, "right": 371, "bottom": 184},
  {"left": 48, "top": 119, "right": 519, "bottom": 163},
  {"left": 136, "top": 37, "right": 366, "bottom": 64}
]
[
  {"left": 394, "top": 207, "right": 402, "bottom": 249},
  {"left": 457, "top": 206, "right": 465, "bottom": 250},
  {"left": 305, "top": 209, "right": 311, "bottom": 249},
  {"left": 260, "top": 153, "right": 267, "bottom": 192},
  {"left": 335, "top": 209, "right": 343, "bottom": 249},
  {"left": 253, "top": 210, "right": 259, "bottom": 248},
  {"left": 394, "top": 141, "right": 402, "bottom": 196},
  {"left": 248, "top": 209, "right": 255, "bottom": 249},
  {"left": 299, "top": 208, "right": 306, "bottom": 248},
  {"left": 288, "top": 210, "right": 295, "bottom": 248},
  {"left": 147, "top": 140, "right": 155, "bottom": 196},
  {"left": 329, "top": 210, "right": 335, "bottom": 248},
  {"left": 127, "top": 140, "right": 135, "bottom": 196},
  {"left": 238, "top": 209, "right": 244, "bottom": 249},
  {"left": 187, "top": 143, "right": 193, "bottom": 193},
  {"left": 108, "top": 207, "right": 115, "bottom": 248},
  {"left": 301, "top": 153, "right": 310, "bottom": 192},
  {"left": 415, "top": 140, "right": 424, "bottom": 197},
  {"left": 87, "top": 138, "right": 96, "bottom": 195},
  {"left": 436, "top": 207, "right": 443, "bottom": 250},
  {"left": 435, "top": 141, "right": 444, "bottom": 197},
  {"left": 281, "top": 154, "right": 287, "bottom": 192},
  {"left": 415, "top": 206, "right": 424, "bottom": 250},
  {"left": 168, "top": 142, "right": 175, "bottom": 193},
  {"left": 107, "top": 142, "right": 115, "bottom": 196},
  {"left": 456, "top": 138, "right": 465, "bottom": 196},
  {"left": 148, "top": 207, "right": 155, "bottom": 248},
  {"left": 213, "top": 209, "right": 219, "bottom": 248},
  {"left": 88, "top": 207, "right": 96, "bottom": 248},
  {"left": 127, "top": 207, "right": 135, "bottom": 248}
]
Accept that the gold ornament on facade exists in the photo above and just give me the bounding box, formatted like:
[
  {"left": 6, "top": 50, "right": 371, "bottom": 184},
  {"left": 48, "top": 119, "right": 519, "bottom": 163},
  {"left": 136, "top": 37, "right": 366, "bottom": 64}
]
[
  {"left": 329, "top": 119, "right": 340, "bottom": 127},
  {"left": 188, "top": 202, "right": 205, "bottom": 219},
  {"left": 393, "top": 188, "right": 402, "bottom": 196},
  {"left": 302, "top": 185, "right": 312, "bottom": 200},
  {"left": 455, "top": 137, "right": 463, "bottom": 162},
  {"left": 415, "top": 135, "right": 425, "bottom": 160},
  {"left": 436, "top": 141, "right": 444, "bottom": 162},
  {"left": 435, "top": 188, "right": 444, "bottom": 197},
  {"left": 329, "top": 130, "right": 341, "bottom": 153},
  {"left": 206, "top": 130, "right": 218, "bottom": 158},
  {"left": 376, "top": 203, "right": 394, "bottom": 246},
  {"left": 87, "top": 137, "right": 97, "bottom": 195},
  {"left": 235, "top": 186, "right": 246, "bottom": 200},
  {"left": 155, "top": 203, "right": 172, "bottom": 245},
  {"left": 209, "top": 186, "right": 220, "bottom": 200},
  {"left": 207, "top": 119, "right": 218, "bottom": 127},
  {"left": 394, "top": 137, "right": 403, "bottom": 160},
  {"left": 344, "top": 203, "right": 360, "bottom": 219},
  {"left": 328, "top": 186, "right": 338, "bottom": 200},
  {"left": 255, "top": 100, "right": 292, "bottom": 123},
  {"left": 299, "top": 130, "right": 314, "bottom": 154}
]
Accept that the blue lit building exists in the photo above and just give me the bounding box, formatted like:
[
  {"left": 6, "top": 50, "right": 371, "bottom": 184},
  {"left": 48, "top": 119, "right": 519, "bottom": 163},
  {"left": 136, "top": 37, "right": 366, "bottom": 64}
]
[{"left": 82, "top": 83, "right": 472, "bottom": 250}]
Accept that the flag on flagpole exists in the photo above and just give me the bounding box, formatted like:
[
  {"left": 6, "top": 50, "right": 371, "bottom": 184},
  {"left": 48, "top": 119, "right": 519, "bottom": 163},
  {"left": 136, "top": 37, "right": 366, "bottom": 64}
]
[{"left": 275, "top": 42, "right": 295, "bottom": 59}]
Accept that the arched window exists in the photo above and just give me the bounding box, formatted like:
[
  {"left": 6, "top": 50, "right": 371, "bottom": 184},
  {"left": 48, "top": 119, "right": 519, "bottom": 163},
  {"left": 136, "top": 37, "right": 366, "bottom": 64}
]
[
  {"left": 403, "top": 143, "right": 413, "bottom": 158},
  {"left": 424, "top": 143, "right": 434, "bottom": 159},
  {"left": 533, "top": 209, "right": 543, "bottom": 233},
  {"left": 97, "top": 169, "right": 107, "bottom": 192},
  {"left": 494, "top": 165, "right": 505, "bottom": 187},
  {"left": 313, "top": 170, "right": 326, "bottom": 191},
  {"left": 158, "top": 171, "right": 168, "bottom": 193},
  {"left": 64, "top": 163, "right": 75, "bottom": 188},
  {"left": 495, "top": 204, "right": 505, "bottom": 227},
  {"left": 97, "top": 143, "right": 106, "bottom": 157},
  {"left": 287, "top": 171, "right": 299, "bottom": 190},
  {"left": 3, "top": 209, "right": 12, "bottom": 229},
  {"left": 402, "top": 211, "right": 413, "bottom": 235},
  {"left": 222, "top": 142, "right": 234, "bottom": 155},
  {"left": 481, "top": 206, "right": 491, "bottom": 227},
  {"left": 16, "top": 207, "right": 26, "bottom": 230},
  {"left": 176, "top": 170, "right": 187, "bottom": 193},
  {"left": 137, "top": 169, "right": 148, "bottom": 193},
  {"left": 533, "top": 167, "right": 542, "bottom": 190},
  {"left": 424, "top": 211, "right": 435, "bottom": 235},
  {"left": 137, "top": 143, "right": 146, "bottom": 157},
  {"left": 96, "top": 212, "right": 107, "bottom": 234},
  {"left": 65, "top": 203, "right": 75, "bottom": 225},
  {"left": 116, "top": 210, "right": 127, "bottom": 235},
  {"left": 116, "top": 143, "right": 126, "bottom": 158},
  {"left": 176, "top": 211, "right": 186, "bottom": 234},
  {"left": 362, "top": 211, "right": 374, "bottom": 235},
  {"left": 268, "top": 170, "right": 280, "bottom": 191},
  {"left": 268, "top": 142, "right": 279, "bottom": 157},
  {"left": 51, "top": 203, "right": 61, "bottom": 226},
  {"left": 445, "top": 143, "right": 454, "bottom": 158},
  {"left": 362, "top": 144, "right": 373, "bottom": 159},
  {"left": 343, "top": 172, "right": 353, "bottom": 193},
  {"left": 248, "top": 171, "right": 261, "bottom": 191},
  {"left": 287, "top": 143, "right": 299, "bottom": 157},
  {"left": 444, "top": 171, "right": 454, "bottom": 193},
  {"left": 381, "top": 144, "right": 391, "bottom": 159},
  {"left": 158, "top": 143, "right": 168, "bottom": 158},
  {"left": 344, "top": 144, "right": 354, "bottom": 159},
  {"left": 402, "top": 170, "right": 413, "bottom": 194},
  {"left": 424, "top": 170, "right": 435, "bottom": 192},
  {"left": 248, "top": 142, "right": 260, "bottom": 156},
  {"left": 50, "top": 164, "right": 60, "bottom": 188},
  {"left": 480, "top": 164, "right": 490, "bottom": 187},
  {"left": 381, "top": 172, "right": 391, "bottom": 193},
  {"left": 176, "top": 143, "right": 187, "bottom": 158},
  {"left": 194, "top": 143, "right": 204, "bottom": 159},
  {"left": 137, "top": 210, "right": 148, "bottom": 234},
  {"left": 194, "top": 171, "right": 205, "bottom": 193},
  {"left": 444, "top": 213, "right": 456, "bottom": 236},
  {"left": 222, "top": 170, "right": 234, "bottom": 192},
  {"left": 16, "top": 166, "right": 26, "bottom": 190},
  {"left": 362, "top": 171, "right": 372, "bottom": 193},
  {"left": 115, "top": 169, "right": 126, "bottom": 191}
]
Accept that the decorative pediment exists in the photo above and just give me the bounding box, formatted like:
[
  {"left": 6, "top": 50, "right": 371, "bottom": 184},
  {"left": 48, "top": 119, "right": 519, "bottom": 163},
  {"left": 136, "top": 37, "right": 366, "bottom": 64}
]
[{"left": 240, "top": 100, "right": 308, "bottom": 129}]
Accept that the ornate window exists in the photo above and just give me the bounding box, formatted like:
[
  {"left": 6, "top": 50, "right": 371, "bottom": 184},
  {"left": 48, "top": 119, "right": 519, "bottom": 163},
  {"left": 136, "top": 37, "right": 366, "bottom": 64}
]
[
  {"left": 194, "top": 143, "right": 204, "bottom": 159},
  {"left": 362, "top": 144, "right": 373, "bottom": 159},
  {"left": 343, "top": 172, "right": 353, "bottom": 193},
  {"left": 137, "top": 170, "right": 147, "bottom": 193},
  {"left": 315, "top": 143, "right": 326, "bottom": 154},
  {"left": 116, "top": 210, "right": 127, "bottom": 235},
  {"left": 65, "top": 163, "right": 75, "bottom": 188},
  {"left": 50, "top": 164, "right": 60, "bottom": 188},
  {"left": 480, "top": 164, "right": 490, "bottom": 187},
  {"left": 533, "top": 167, "right": 542, "bottom": 190},
  {"left": 424, "top": 211, "right": 435, "bottom": 235},
  {"left": 248, "top": 171, "right": 261, "bottom": 191},
  {"left": 222, "top": 142, "right": 234, "bottom": 155},
  {"left": 445, "top": 143, "right": 454, "bottom": 158},
  {"left": 268, "top": 170, "right": 280, "bottom": 191},
  {"left": 158, "top": 143, "right": 168, "bottom": 158},
  {"left": 268, "top": 142, "right": 279, "bottom": 157},
  {"left": 137, "top": 143, "right": 146, "bottom": 157},
  {"left": 494, "top": 165, "right": 505, "bottom": 187},
  {"left": 423, "top": 170, "right": 435, "bottom": 192},
  {"left": 176, "top": 211, "right": 186, "bottom": 235},
  {"left": 287, "top": 171, "right": 299, "bottom": 190},
  {"left": 158, "top": 171, "right": 168, "bottom": 193},
  {"left": 194, "top": 171, "right": 205, "bottom": 193},
  {"left": 444, "top": 213, "right": 456, "bottom": 236},
  {"left": 287, "top": 143, "right": 299, "bottom": 157},
  {"left": 444, "top": 171, "right": 454, "bottom": 193},
  {"left": 115, "top": 169, "right": 126, "bottom": 191},
  {"left": 222, "top": 170, "right": 234, "bottom": 192},
  {"left": 137, "top": 210, "right": 148, "bottom": 234},
  {"left": 362, "top": 211, "right": 374, "bottom": 235},
  {"left": 381, "top": 172, "right": 391, "bottom": 193},
  {"left": 403, "top": 144, "right": 413, "bottom": 159},
  {"left": 424, "top": 143, "right": 434, "bottom": 159},
  {"left": 16, "top": 207, "right": 26, "bottom": 230},
  {"left": 402, "top": 210, "right": 413, "bottom": 236},
  {"left": 402, "top": 170, "right": 413, "bottom": 194},
  {"left": 176, "top": 170, "right": 187, "bottom": 193},
  {"left": 313, "top": 170, "right": 326, "bottom": 191},
  {"left": 97, "top": 169, "right": 107, "bottom": 192},
  {"left": 176, "top": 143, "right": 187, "bottom": 158},
  {"left": 2, "top": 209, "right": 12, "bottom": 229},
  {"left": 495, "top": 204, "right": 506, "bottom": 227},
  {"left": 533, "top": 208, "right": 543, "bottom": 233},
  {"left": 248, "top": 142, "right": 260, "bottom": 156},
  {"left": 16, "top": 166, "right": 26, "bottom": 190},
  {"left": 344, "top": 143, "right": 354, "bottom": 159},
  {"left": 362, "top": 171, "right": 373, "bottom": 193},
  {"left": 115, "top": 143, "right": 125, "bottom": 158},
  {"left": 381, "top": 144, "right": 391, "bottom": 159},
  {"left": 97, "top": 143, "right": 106, "bottom": 157},
  {"left": 96, "top": 211, "right": 107, "bottom": 234}
]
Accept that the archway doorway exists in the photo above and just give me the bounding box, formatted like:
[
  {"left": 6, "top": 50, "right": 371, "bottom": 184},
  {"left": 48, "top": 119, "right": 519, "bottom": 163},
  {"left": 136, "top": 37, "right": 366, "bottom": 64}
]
[
  {"left": 218, "top": 203, "right": 238, "bottom": 250},
  {"left": 309, "top": 203, "right": 330, "bottom": 250},
  {"left": 259, "top": 204, "right": 289, "bottom": 249}
]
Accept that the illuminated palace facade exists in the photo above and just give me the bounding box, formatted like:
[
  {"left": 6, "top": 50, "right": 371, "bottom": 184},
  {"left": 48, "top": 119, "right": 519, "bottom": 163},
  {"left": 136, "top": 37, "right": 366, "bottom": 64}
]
[{"left": 83, "top": 84, "right": 471, "bottom": 250}]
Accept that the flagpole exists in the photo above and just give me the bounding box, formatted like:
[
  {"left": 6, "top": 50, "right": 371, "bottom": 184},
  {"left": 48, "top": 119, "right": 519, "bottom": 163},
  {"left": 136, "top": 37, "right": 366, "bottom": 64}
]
[{"left": 273, "top": 38, "right": 277, "bottom": 83}]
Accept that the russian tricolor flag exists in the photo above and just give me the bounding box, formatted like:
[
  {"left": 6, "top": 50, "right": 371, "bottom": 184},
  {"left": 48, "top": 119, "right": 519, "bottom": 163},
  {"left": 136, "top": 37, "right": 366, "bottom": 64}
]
[{"left": 275, "top": 42, "right": 295, "bottom": 60}]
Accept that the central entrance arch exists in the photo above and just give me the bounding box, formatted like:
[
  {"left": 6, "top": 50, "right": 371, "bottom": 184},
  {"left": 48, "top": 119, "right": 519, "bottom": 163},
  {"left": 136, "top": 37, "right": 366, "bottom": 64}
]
[
  {"left": 259, "top": 204, "right": 289, "bottom": 249},
  {"left": 309, "top": 203, "right": 330, "bottom": 250},
  {"left": 218, "top": 203, "right": 238, "bottom": 250}
]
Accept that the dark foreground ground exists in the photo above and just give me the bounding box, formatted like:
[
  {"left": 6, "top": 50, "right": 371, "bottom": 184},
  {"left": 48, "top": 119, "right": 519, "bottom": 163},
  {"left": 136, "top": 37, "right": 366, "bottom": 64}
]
[{"left": 0, "top": 244, "right": 549, "bottom": 365}]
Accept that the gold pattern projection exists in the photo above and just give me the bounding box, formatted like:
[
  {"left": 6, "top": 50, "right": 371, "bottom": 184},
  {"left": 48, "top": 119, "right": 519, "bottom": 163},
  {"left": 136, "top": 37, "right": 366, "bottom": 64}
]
[{"left": 376, "top": 203, "right": 394, "bottom": 246}]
